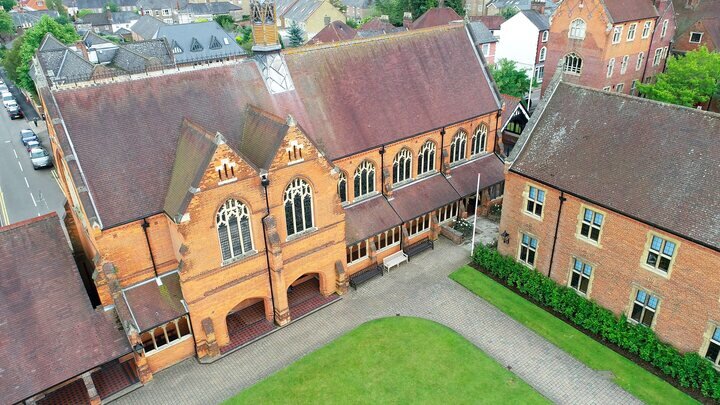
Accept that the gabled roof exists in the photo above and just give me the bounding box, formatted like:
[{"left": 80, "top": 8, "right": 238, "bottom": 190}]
[
  {"left": 130, "top": 14, "right": 167, "bottom": 40},
  {"left": 0, "top": 213, "right": 131, "bottom": 404},
  {"left": 9, "top": 10, "right": 59, "bottom": 27},
  {"left": 359, "top": 16, "right": 396, "bottom": 31},
  {"left": 309, "top": 20, "right": 357, "bottom": 44},
  {"left": 136, "top": 0, "right": 188, "bottom": 9},
  {"left": 62, "top": 0, "right": 137, "bottom": 9},
  {"left": 180, "top": 1, "right": 241, "bottom": 14},
  {"left": 468, "top": 20, "right": 497, "bottom": 44},
  {"left": 79, "top": 11, "right": 140, "bottom": 26},
  {"left": 411, "top": 7, "right": 462, "bottom": 30},
  {"left": 156, "top": 21, "right": 245, "bottom": 63},
  {"left": 602, "top": 0, "right": 658, "bottom": 24},
  {"left": 673, "top": 0, "right": 720, "bottom": 40},
  {"left": 500, "top": 93, "right": 527, "bottom": 128},
  {"left": 236, "top": 106, "right": 290, "bottom": 170},
  {"left": 39, "top": 32, "right": 67, "bottom": 51},
  {"left": 694, "top": 17, "right": 720, "bottom": 48},
  {"left": 83, "top": 30, "right": 113, "bottom": 46},
  {"left": 284, "top": 0, "right": 324, "bottom": 23},
  {"left": 51, "top": 25, "right": 501, "bottom": 228},
  {"left": 37, "top": 40, "right": 95, "bottom": 82},
  {"left": 519, "top": 9, "right": 548, "bottom": 30},
  {"left": 510, "top": 82, "right": 720, "bottom": 251},
  {"left": 471, "top": 15, "right": 505, "bottom": 30}
]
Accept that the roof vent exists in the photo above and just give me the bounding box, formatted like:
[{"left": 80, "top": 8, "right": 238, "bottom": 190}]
[
  {"left": 190, "top": 37, "right": 203, "bottom": 52},
  {"left": 209, "top": 35, "right": 222, "bottom": 50}
]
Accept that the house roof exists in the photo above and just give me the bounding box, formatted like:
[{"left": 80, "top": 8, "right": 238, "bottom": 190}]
[
  {"left": 130, "top": 14, "right": 167, "bottom": 40},
  {"left": 520, "top": 9, "right": 548, "bottom": 30},
  {"left": 156, "top": 21, "right": 246, "bottom": 64},
  {"left": 510, "top": 82, "right": 720, "bottom": 251},
  {"left": 471, "top": 15, "right": 505, "bottom": 30},
  {"left": 411, "top": 7, "right": 462, "bottom": 30},
  {"left": 0, "top": 213, "right": 131, "bottom": 404},
  {"left": 83, "top": 30, "right": 113, "bottom": 46},
  {"left": 63, "top": 0, "right": 137, "bottom": 9},
  {"left": 37, "top": 40, "right": 95, "bottom": 82},
  {"left": 283, "top": 0, "right": 324, "bottom": 23},
  {"left": 500, "top": 93, "right": 524, "bottom": 127},
  {"left": 602, "top": 0, "right": 658, "bottom": 24},
  {"left": 180, "top": 1, "right": 241, "bottom": 15},
  {"left": 359, "top": 16, "right": 396, "bottom": 31},
  {"left": 673, "top": 0, "right": 720, "bottom": 41},
  {"left": 236, "top": 106, "right": 290, "bottom": 170},
  {"left": 309, "top": 20, "right": 357, "bottom": 44},
  {"left": 446, "top": 153, "right": 505, "bottom": 197},
  {"left": 341, "top": 0, "right": 371, "bottom": 9},
  {"left": 136, "top": 0, "right": 187, "bottom": 10},
  {"left": 79, "top": 11, "right": 140, "bottom": 26},
  {"left": 468, "top": 20, "right": 497, "bottom": 44},
  {"left": 694, "top": 17, "right": 720, "bottom": 48},
  {"left": 388, "top": 173, "right": 460, "bottom": 220},
  {"left": 122, "top": 272, "right": 186, "bottom": 331},
  {"left": 345, "top": 195, "right": 402, "bottom": 245},
  {"left": 486, "top": 0, "right": 558, "bottom": 15},
  {"left": 51, "top": 25, "right": 501, "bottom": 229},
  {"left": 9, "top": 10, "right": 58, "bottom": 27}
]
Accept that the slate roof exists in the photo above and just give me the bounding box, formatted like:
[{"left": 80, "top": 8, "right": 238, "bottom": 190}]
[
  {"left": 388, "top": 173, "right": 461, "bottom": 220},
  {"left": 136, "top": 0, "right": 187, "bottom": 9},
  {"left": 468, "top": 20, "right": 497, "bottom": 44},
  {"left": 345, "top": 195, "right": 402, "bottom": 244},
  {"left": 156, "top": 21, "right": 245, "bottom": 64},
  {"left": 0, "top": 213, "right": 131, "bottom": 404},
  {"left": 510, "top": 82, "right": 720, "bottom": 251},
  {"left": 356, "top": 27, "right": 407, "bottom": 37},
  {"left": 79, "top": 11, "right": 140, "bottom": 26},
  {"left": 342, "top": 0, "right": 371, "bottom": 8},
  {"left": 84, "top": 30, "right": 113, "bottom": 46},
  {"left": 180, "top": 1, "right": 241, "bottom": 14},
  {"left": 130, "top": 15, "right": 167, "bottom": 40},
  {"left": 9, "top": 10, "right": 59, "bottom": 27},
  {"left": 51, "top": 25, "right": 501, "bottom": 228},
  {"left": 308, "top": 20, "right": 357, "bottom": 44},
  {"left": 122, "top": 272, "right": 186, "bottom": 331},
  {"left": 602, "top": 0, "right": 658, "bottom": 24},
  {"left": 284, "top": 0, "right": 324, "bottom": 23},
  {"left": 520, "top": 9, "right": 548, "bottom": 30},
  {"left": 122, "top": 38, "right": 174, "bottom": 65},
  {"left": 63, "top": 0, "right": 136, "bottom": 10},
  {"left": 37, "top": 43, "right": 95, "bottom": 83},
  {"left": 446, "top": 153, "right": 505, "bottom": 197},
  {"left": 39, "top": 32, "right": 68, "bottom": 51},
  {"left": 411, "top": 7, "right": 462, "bottom": 30}
]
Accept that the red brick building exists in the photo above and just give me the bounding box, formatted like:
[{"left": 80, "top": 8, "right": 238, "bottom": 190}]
[
  {"left": 672, "top": 0, "right": 720, "bottom": 55},
  {"left": 543, "top": 0, "right": 675, "bottom": 95},
  {"left": 32, "top": 3, "right": 506, "bottom": 382},
  {"left": 499, "top": 78, "right": 720, "bottom": 356}
]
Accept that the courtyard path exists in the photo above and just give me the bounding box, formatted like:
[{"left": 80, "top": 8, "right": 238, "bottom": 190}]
[{"left": 115, "top": 230, "right": 641, "bottom": 405}]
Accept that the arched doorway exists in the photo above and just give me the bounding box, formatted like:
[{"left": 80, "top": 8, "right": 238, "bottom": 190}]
[
  {"left": 287, "top": 273, "right": 339, "bottom": 320},
  {"left": 223, "top": 297, "right": 275, "bottom": 354}
]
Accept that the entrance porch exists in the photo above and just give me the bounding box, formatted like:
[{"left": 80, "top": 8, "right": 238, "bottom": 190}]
[
  {"left": 287, "top": 276, "right": 340, "bottom": 320},
  {"left": 222, "top": 299, "right": 277, "bottom": 355}
]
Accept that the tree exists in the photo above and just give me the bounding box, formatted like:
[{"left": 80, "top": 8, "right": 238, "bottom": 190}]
[
  {"left": 346, "top": 18, "right": 359, "bottom": 29},
  {"left": 106, "top": 2, "right": 119, "bottom": 12},
  {"left": 0, "top": 0, "right": 15, "bottom": 12},
  {"left": 214, "top": 14, "right": 235, "bottom": 31},
  {"left": 490, "top": 59, "right": 531, "bottom": 98},
  {"left": 4, "top": 16, "right": 78, "bottom": 92},
  {"left": 329, "top": 0, "right": 346, "bottom": 13},
  {"left": 76, "top": 9, "right": 93, "bottom": 18},
  {"left": 235, "top": 25, "right": 253, "bottom": 54},
  {"left": 45, "top": 0, "right": 67, "bottom": 15},
  {"left": 373, "top": 0, "right": 464, "bottom": 27},
  {"left": 637, "top": 46, "right": 720, "bottom": 108},
  {"left": 500, "top": 6, "right": 517, "bottom": 19},
  {"left": 0, "top": 10, "right": 14, "bottom": 35},
  {"left": 287, "top": 21, "right": 304, "bottom": 47}
]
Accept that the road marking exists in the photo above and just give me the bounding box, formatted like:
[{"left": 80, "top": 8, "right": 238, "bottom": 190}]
[
  {"left": 17, "top": 161, "right": 23, "bottom": 172},
  {"left": 3, "top": 140, "right": 9, "bottom": 143},
  {"left": 24, "top": 177, "right": 29, "bottom": 188},
  {"left": 51, "top": 169, "right": 62, "bottom": 190},
  {"left": 0, "top": 189, "right": 9, "bottom": 225},
  {"left": 30, "top": 192, "right": 37, "bottom": 207},
  {"left": 13, "top": 149, "right": 17, "bottom": 159}
]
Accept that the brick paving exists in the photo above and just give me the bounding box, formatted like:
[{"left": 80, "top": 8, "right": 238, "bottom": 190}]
[{"left": 115, "top": 233, "right": 641, "bottom": 405}]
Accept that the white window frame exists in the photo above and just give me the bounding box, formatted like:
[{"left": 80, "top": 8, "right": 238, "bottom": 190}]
[
  {"left": 437, "top": 201, "right": 459, "bottom": 223},
  {"left": 216, "top": 199, "right": 254, "bottom": 264},
  {"left": 642, "top": 21, "right": 652, "bottom": 38},
  {"left": 539, "top": 46, "right": 546, "bottom": 62},
  {"left": 602, "top": 86, "right": 611, "bottom": 91},
  {"left": 636, "top": 52, "right": 644, "bottom": 71},
  {"left": 162, "top": 8, "right": 171, "bottom": 16},
  {"left": 620, "top": 55, "right": 629, "bottom": 74},
  {"left": 541, "top": 30, "right": 548, "bottom": 42},
  {"left": 482, "top": 43, "right": 490, "bottom": 56},
  {"left": 689, "top": 31, "right": 703, "bottom": 43},
  {"left": 616, "top": 83, "right": 624, "bottom": 92},
  {"left": 376, "top": 227, "right": 401, "bottom": 251},
  {"left": 417, "top": 141, "right": 436, "bottom": 176},
  {"left": 392, "top": 148, "right": 413, "bottom": 184},
  {"left": 569, "top": 18, "right": 586, "bottom": 39},
  {"left": 471, "top": 125, "right": 487, "bottom": 156},
  {"left": 353, "top": 160, "right": 376, "bottom": 199},
  {"left": 607, "top": 58, "right": 615, "bottom": 77},
  {"left": 703, "top": 326, "right": 720, "bottom": 368},
  {"left": 449, "top": 131, "right": 467, "bottom": 164},
  {"left": 140, "top": 315, "right": 193, "bottom": 355},
  {"left": 535, "top": 65, "right": 544, "bottom": 83},
  {"left": 346, "top": 240, "right": 368, "bottom": 265},
  {"left": 661, "top": 19, "right": 668, "bottom": 38},
  {"left": 563, "top": 53, "right": 582, "bottom": 75},
  {"left": 653, "top": 48, "right": 662, "bottom": 66},
  {"left": 579, "top": 207, "right": 604, "bottom": 243},
  {"left": 612, "top": 25, "right": 623, "bottom": 44},
  {"left": 284, "top": 178, "right": 314, "bottom": 238},
  {"left": 406, "top": 213, "right": 431, "bottom": 237},
  {"left": 627, "top": 23, "right": 637, "bottom": 41},
  {"left": 518, "top": 233, "right": 538, "bottom": 267}
]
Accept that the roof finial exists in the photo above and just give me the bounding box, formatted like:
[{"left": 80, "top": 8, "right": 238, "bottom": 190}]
[{"left": 286, "top": 114, "right": 296, "bottom": 127}]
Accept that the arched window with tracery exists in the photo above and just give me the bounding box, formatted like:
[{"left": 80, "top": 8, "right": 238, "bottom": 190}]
[
  {"left": 471, "top": 125, "right": 487, "bottom": 156},
  {"left": 563, "top": 53, "right": 583, "bottom": 74},
  {"left": 284, "top": 178, "right": 313, "bottom": 237},
  {"left": 216, "top": 199, "right": 253, "bottom": 262},
  {"left": 569, "top": 18, "right": 586, "bottom": 39},
  {"left": 338, "top": 172, "right": 347, "bottom": 203},
  {"left": 417, "top": 141, "right": 436, "bottom": 175},
  {"left": 353, "top": 161, "right": 375, "bottom": 198},
  {"left": 450, "top": 131, "right": 467, "bottom": 164},
  {"left": 393, "top": 148, "right": 412, "bottom": 184}
]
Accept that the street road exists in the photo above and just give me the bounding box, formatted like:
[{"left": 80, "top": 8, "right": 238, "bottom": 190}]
[{"left": 0, "top": 93, "right": 65, "bottom": 226}]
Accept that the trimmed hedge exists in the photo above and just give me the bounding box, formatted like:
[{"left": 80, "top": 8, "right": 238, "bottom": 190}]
[{"left": 473, "top": 244, "right": 720, "bottom": 400}]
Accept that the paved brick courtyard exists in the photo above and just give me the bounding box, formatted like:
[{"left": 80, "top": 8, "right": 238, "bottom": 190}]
[{"left": 115, "top": 228, "right": 641, "bottom": 405}]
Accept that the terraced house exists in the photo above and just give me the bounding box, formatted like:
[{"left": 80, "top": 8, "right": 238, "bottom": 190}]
[
  {"left": 32, "top": 0, "right": 506, "bottom": 383},
  {"left": 500, "top": 78, "right": 720, "bottom": 357}
]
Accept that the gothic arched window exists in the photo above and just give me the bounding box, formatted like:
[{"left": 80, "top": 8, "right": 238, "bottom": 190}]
[
  {"left": 563, "top": 53, "right": 583, "bottom": 74},
  {"left": 417, "top": 141, "right": 436, "bottom": 175},
  {"left": 393, "top": 148, "right": 412, "bottom": 184},
  {"left": 569, "top": 18, "right": 586, "bottom": 39},
  {"left": 353, "top": 160, "right": 375, "bottom": 198},
  {"left": 216, "top": 199, "right": 253, "bottom": 262},
  {"left": 338, "top": 171, "right": 347, "bottom": 203},
  {"left": 471, "top": 125, "right": 487, "bottom": 156},
  {"left": 284, "top": 178, "right": 313, "bottom": 237},
  {"left": 450, "top": 131, "right": 467, "bottom": 164}
]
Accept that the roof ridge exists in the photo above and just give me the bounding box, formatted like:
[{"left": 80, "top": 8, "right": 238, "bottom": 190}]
[
  {"left": 245, "top": 104, "right": 288, "bottom": 124},
  {"left": 181, "top": 117, "right": 219, "bottom": 143},
  {"left": 0, "top": 212, "right": 57, "bottom": 232}
]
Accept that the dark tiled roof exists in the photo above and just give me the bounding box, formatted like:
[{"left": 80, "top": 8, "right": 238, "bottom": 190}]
[
  {"left": 471, "top": 15, "right": 505, "bottom": 30},
  {"left": 164, "top": 119, "right": 219, "bottom": 222},
  {"left": 520, "top": 9, "right": 548, "bottom": 30},
  {"left": 181, "top": 1, "right": 241, "bottom": 14},
  {"left": 467, "top": 20, "right": 497, "bottom": 44},
  {"left": 130, "top": 15, "right": 167, "bottom": 40},
  {"left": 697, "top": 17, "right": 720, "bottom": 48},
  {"left": 0, "top": 214, "right": 131, "bottom": 404},
  {"left": 53, "top": 25, "right": 500, "bottom": 228},
  {"left": 79, "top": 11, "right": 140, "bottom": 26},
  {"left": 83, "top": 30, "right": 112, "bottom": 46},
  {"left": 345, "top": 195, "right": 402, "bottom": 244},
  {"left": 122, "top": 272, "right": 186, "bottom": 332},
  {"left": 38, "top": 44, "right": 95, "bottom": 83},
  {"left": 673, "top": 0, "right": 720, "bottom": 40},
  {"left": 9, "top": 10, "right": 59, "bottom": 27},
  {"left": 342, "top": 0, "right": 370, "bottom": 8},
  {"left": 602, "top": 0, "right": 658, "bottom": 23},
  {"left": 309, "top": 20, "right": 357, "bottom": 44},
  {"left": 411, "top": 7, "right": 462, "bottom": 30},
  {"left": 510, "top": 82, "right": 720, "bottom": 251},
  {"left": 63, "top": 0, "right": 137, "bottom": 9},
  {"left": 359, "top": 16, "right": 396, "bottom": 31},
  {"left": 446, "top": 154, "right": 505, "bottom": 197},
  {"left": 122, "top": 38, "right": 174, "bottom": 65},
  {"left": 389, "top": 173, "right": 460, "bottom": 220},
  {"left": 39, "top": 32, "right": 67, "bottom": 51},
  {"left": 237, "top": 106, "right": 289, "bottom": 170},
  {"left": 284, "top": 0, "right": 324, "bottom": 22},
  {"left": 136, "top": 0, "right": 187, "bottom": 9},
  {"left": 156, "top": 21, "right": 245, "bottom": 64}
]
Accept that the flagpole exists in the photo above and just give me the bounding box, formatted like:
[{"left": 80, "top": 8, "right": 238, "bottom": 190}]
[{"left": 471, "top": 173, "right": 481, "bottom": 256}]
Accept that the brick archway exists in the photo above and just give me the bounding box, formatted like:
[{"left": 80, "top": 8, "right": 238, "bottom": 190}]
[
  {"left": 222, "top": 297, "right": 275, "bottom": 354},
  {"left": 286, "top": 273, "right": 339, "bottom": 320}
]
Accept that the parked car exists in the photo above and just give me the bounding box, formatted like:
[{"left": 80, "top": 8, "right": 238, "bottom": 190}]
[
  {"left": 0, "top": 84, "right": 9, "bottom": 93},
  {"left": 20, "top": 129, "right": 37, "bottom": 145},
  {"left": 2, "top": 92, "right": 14, "bottom": 109},
  {"left": 29, "top": 146, "right": 52, "bottom": 169},
  {"left": 8, "top": 104, "right": 23, "bottom": 119},
  {"left": 25, "top": 139, "right": 40, "bottom": 152}
]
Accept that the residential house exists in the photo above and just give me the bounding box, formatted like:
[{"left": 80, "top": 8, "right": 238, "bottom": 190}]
[
  {"left": 495, "top": 6, "right": 549, "bottom": 84},
  {"left": 130, "top": 14, "right": 167, "bottom": 40},
  {"left": 64, "top": 0, "right": 137, "bottom": 15},
  {"left": 156, "top": 21, "right": 246, "bottom": 65},
  {"left": 498, "top": 93, "right": 528, "bottom": 156},
  {"left": 672, "top": 0, "right": 720, "bottom": 54},
  {"left": 16, "top": 0, "right": 48, "bottom": 10},
  {"left": 177, "top": 1, "right": 243, "bottom": 24},
  {"left": 307, "top": 20, "right": 357, "bottom": 44},
  {"left": 275, "top": 0, "right": 346, "bottom": 39},
  {"left": 485, "top": 0, "right": 557, "bottom": 16},
  {"left": 9, "top": 9, "right": 59, "bottom": 31},
  {"left": 472, "top": 15, "right": 504, "bottom": 38},
  {"left": 137, "top": 0, "right": 186, "bottom": 24},
  {"left": 359, "top": 15, "right": 395, "bottom": 31},
  {"left": 0, "top": 213, "right": 141, "bottom": 405},
  {"left": 33, "top": 1, "right": 506, "bottom": 377},
  {"left": 343, "top": 0, "right": 371, "bottom": 19},
  {"left": 410, "top": 6, "right": 461, "bottom": 30},
  {"left": 499, "top": 77, "right": 720, "bottom": 357},
  {"left": 77, "top": 10, "right": 141, "bottom": 34},
  {"left": 468, "top": 20, "right": 498, "bottom": 64},
  {"left": 543, "top": 0, "right": 675, "bottom": 95}
]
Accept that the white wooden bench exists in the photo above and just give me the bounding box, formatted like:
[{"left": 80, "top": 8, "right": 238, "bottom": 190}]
[{"left": 383, "top": 250, "right": 408, "bottom": 272}]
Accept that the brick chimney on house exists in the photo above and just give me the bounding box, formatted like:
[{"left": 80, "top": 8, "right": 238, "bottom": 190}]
[
  {"left": 75, "top": 40, "right": 89, "bottom": 61},
  {"left": 531, "top": 0, "right": 545, "bottom": 14},
  {"left": 105, "top": 6, "right": 113, "bottom": 23},
  {"left": 403, "top": 12, "right": 412, "bottom": 28}
]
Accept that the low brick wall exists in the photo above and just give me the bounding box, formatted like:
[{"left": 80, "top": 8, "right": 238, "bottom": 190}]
[{"left": 440, "top": 223, "right": 464, "bottom": 245}]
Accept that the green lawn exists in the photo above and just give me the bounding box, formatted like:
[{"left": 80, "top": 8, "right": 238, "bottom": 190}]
[
  {"left": 450, "top": 265, "right": 697, "bottom": 405},
  {"left": 228, "top": 317, "right": 549, "bottom": 404}
]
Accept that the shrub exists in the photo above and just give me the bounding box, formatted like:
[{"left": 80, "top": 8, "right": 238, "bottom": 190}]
[{"left": 472, "top": 244, "right": 720, "bottom": 400}]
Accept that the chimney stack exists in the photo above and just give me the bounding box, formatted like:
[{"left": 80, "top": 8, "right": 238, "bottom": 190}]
[
  {"left": 105, "top": 6, "right": 113, "bottom": 22},
  {"left": 403, "top": 12, "right": 412, "bottom": 28},
  {"left": 438, "top": 0, "right": 445, "bottom": 8},
  {"left": 530, "top": 0, "right": 545, "bottom": 14}
]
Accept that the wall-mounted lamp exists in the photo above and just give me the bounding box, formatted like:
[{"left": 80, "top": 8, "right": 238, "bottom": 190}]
[
  {"left": 133, "top": 343, "right": 144, "bottom": 354},
  {"left": 501, "top": 231, "right": 510, "bottom": 245}
]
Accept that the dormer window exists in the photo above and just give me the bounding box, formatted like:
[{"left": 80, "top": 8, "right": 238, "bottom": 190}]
[
  {"left": 286, "top": 140, "right": 304, "bottom": 164},
  {"left": 216, "top": 158, "right": 237, "bottom": 184}
]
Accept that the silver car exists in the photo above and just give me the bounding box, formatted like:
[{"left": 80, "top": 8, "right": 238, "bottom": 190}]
[{"left": 29, "top": 146, "right": 52, "bottom": 169}]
